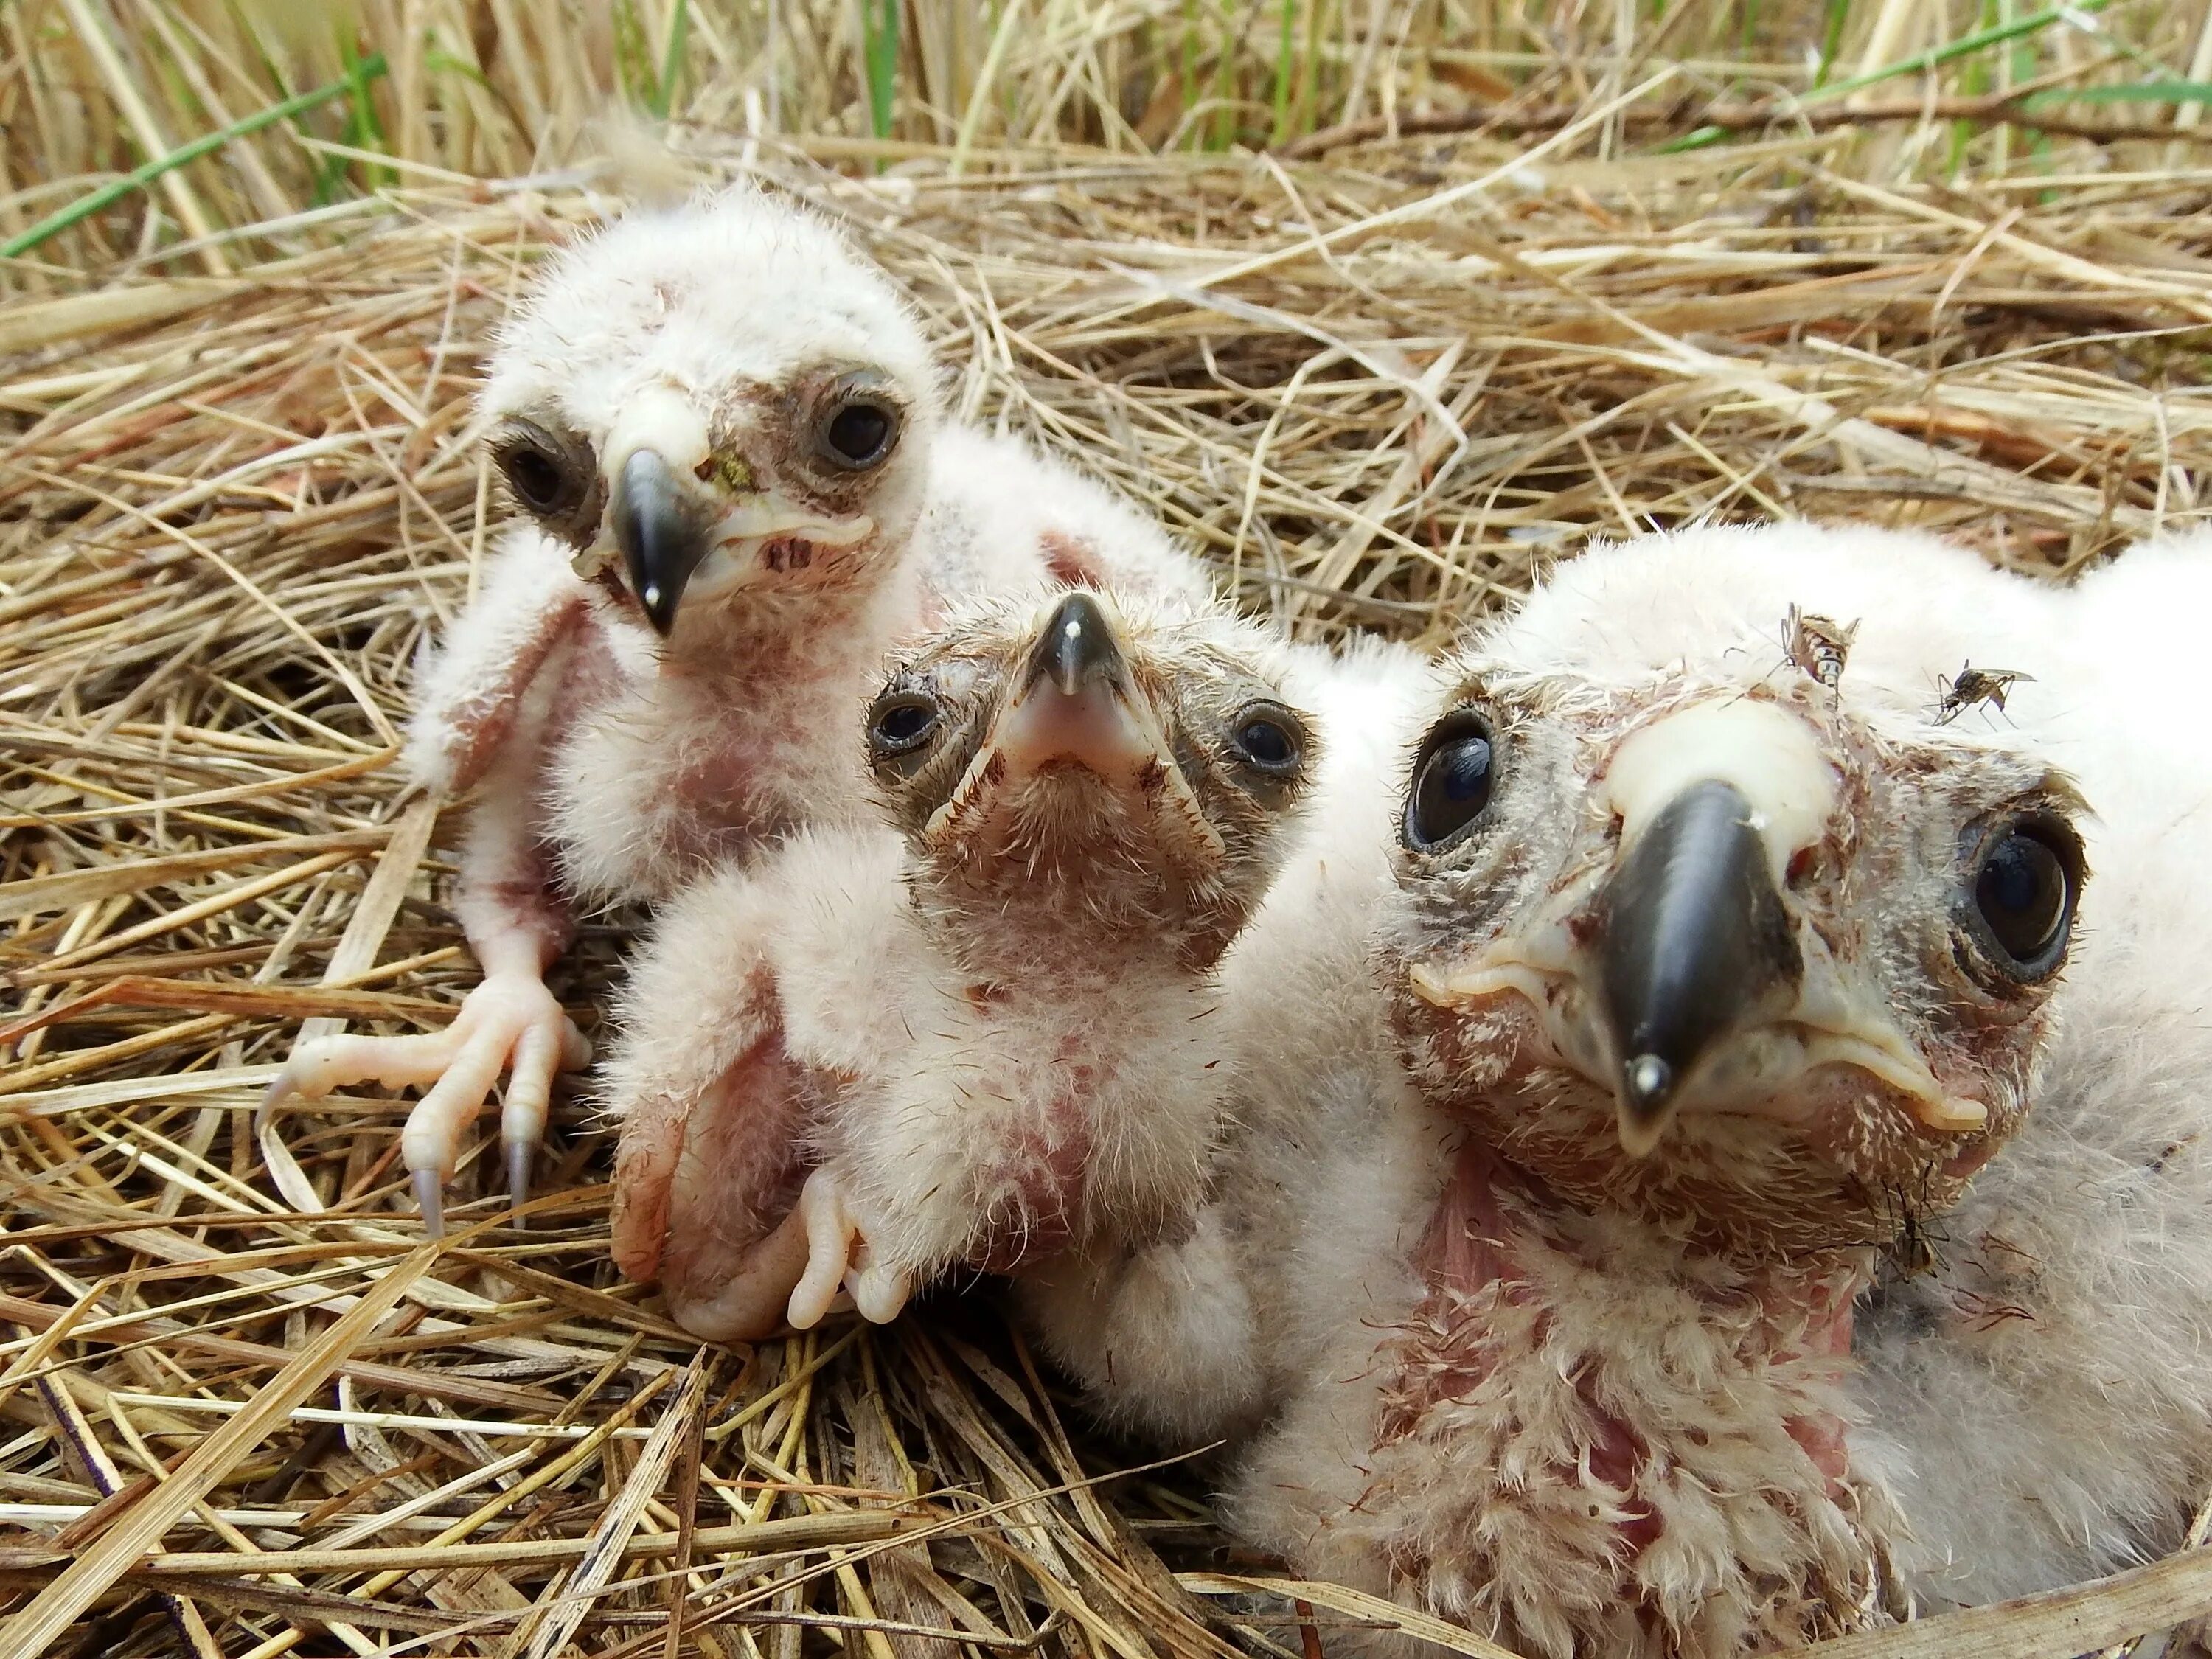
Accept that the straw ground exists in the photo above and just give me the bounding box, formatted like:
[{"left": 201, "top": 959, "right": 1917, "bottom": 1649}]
[{"left": 5, "top": 3, "right": 2212, "bottom": 1655}]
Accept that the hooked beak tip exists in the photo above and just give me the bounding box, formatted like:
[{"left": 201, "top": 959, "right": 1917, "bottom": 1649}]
[
  {"left": 1624, "top": 1053, "right": 1674, "bottom": 1113},
  {"left": 1615, "top": 1054, "right": 1677, "bottom": 1158},
  {"left": 1594, "top": 776, "right": 1803, "bottom": 1152},
  {"left": 1031, "top": 591, "right": 1125, "bottom": 698},
  {"left": 995, "top": 594, "right": 1163, "bottom": 781},
  {"left": 613, "top": 448, "right": 712, "bottom": 637}
]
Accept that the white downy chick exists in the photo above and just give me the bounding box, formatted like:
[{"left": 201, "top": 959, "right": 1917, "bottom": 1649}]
[
  {"left": 1222, "top": 523, "right": 2101, "bottom": 1658},
  {"left": 1015, "top": 628, "right": 1442, "bottom": 1449},
  {"left": 601, "top": 588, "right": 1315, "bottom": 1343},
  {"left": 262, "top": 185, "right": 1208, "bottom": 1233},
  {"left": 1840, "top": 526, "right": 2212, "bottom": 1613}
]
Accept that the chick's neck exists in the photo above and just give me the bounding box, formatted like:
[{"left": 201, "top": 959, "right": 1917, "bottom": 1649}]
[{"left": 1354, "top": 1130, "right": 1891, "bottom": 1657}]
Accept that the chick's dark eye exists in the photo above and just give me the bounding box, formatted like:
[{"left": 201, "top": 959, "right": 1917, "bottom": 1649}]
[
  {"left": 1405, "top": 714, "right": 1496, "bottom": 850},
  {"left": 821, "top": 399, "right": 897, "bottom": 469},
  {"left": 868, "top": 692, "right": 939, "bottom": 759},
  {"left": 1969, "top": 821, "right": 2076, "bottom": 975},
  {"left": 1230, "top": 703, "right": 1304, "bottom": 776},
  {"left": 501, "top": 442, "right": 569, "bottom": 512}
]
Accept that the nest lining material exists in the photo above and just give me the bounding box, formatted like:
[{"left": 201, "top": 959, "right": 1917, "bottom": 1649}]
[{"left": 3, "top": 133, "right": 2211, "bottom": 1657}]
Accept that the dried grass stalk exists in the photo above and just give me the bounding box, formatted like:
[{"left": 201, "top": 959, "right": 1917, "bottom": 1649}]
[{"left": 6, "top": 4, "right": 2212, "bottom": 1655}]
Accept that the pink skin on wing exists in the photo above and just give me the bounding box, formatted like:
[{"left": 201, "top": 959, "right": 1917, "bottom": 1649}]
[{"left": 613, "top": 1020, "right": 821, "bottom": 1340}]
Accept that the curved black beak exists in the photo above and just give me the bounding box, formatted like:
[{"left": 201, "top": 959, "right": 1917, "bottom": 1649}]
[
  {"left": 1593, "top": 779, "right": 1804, "bottom": 1156},
  {"left": 613, "top": 449, "right": 717, "bottom": 636},
  {"left": 1027, "top": 591, "right": 1126, "bottom": 697}
]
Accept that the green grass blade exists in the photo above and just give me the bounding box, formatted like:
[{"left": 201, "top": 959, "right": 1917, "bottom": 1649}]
[
  {"left": 651, "top": 0, "right": 691, "bottom": 119},
  {"left": 1950, "top": 0, "right": 2000, "bottom": 173},
  {"left": 863, "top": 0, "right": 899, "bottom": 141},
  {"left": 1807, "top": 0, "right": 2108, "bottom": 105},
  {"left": 1270, "top": 0, "right": 1293, "bottom": 143},
  {"left": 2, "top": 55, "right": 389, "bottom": 262},
  {"left": 2042, "top": 78, "right": 2212, "bottom": 105},
  {"left": 1662, "top": 0, "right": 2117, "bottom": 156},
  {"left": 424, "top": 44, "right": 495, "bottom": 93},
  {"left": 1810, "top": 0, "right": 1850, "bottom": 90}
]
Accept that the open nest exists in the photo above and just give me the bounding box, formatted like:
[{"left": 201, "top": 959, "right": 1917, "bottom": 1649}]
[{"left": 4, "top": 111, "right": 2212, "bottom": 1659}]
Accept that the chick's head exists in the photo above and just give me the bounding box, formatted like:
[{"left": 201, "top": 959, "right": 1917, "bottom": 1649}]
[
  {"left": 867, "top": 588, "right": 1316, "bottom": 971},
  {"left": 1383, "top": 540, "right": 2088, "bottom": 1256},
  {"left": 479, "top": 184, "right": 938, "bottom": 641}
]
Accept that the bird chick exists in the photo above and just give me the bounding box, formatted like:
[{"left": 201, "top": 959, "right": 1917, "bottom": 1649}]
[
  {"left": 1015, "top": 629, "right": 1442, "bottom": 1448},
  {"left": 263, "top": 185, "right": 1207, "bottom": 1234},
  {"left": 1840, "top": 527, "right": 2212, "bottom": 1614},
  {"left": 602, "top": 588, "right": 1314, "bottom": 1343},
  {"left": 1228, "top": 524, "right": 2092, "bottom": 1659}
]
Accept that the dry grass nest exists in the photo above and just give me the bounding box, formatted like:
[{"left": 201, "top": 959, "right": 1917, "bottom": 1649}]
[{"left": 5, "top": 114, "right": 2212, "bottom": 1659}]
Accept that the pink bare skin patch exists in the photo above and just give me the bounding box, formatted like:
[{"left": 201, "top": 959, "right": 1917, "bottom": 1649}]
[
  {"left": 1357, "top": 1133, "right": 1878, "bottom": 1658},
  {"left": 611, "top": 979, "right": 822, "bottom": 1342}
]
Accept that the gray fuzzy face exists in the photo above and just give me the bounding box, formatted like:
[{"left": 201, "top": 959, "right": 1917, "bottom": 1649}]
[
  {"left": 863, "top": 592, "right": 1317, "bottom": 969},
  {"left": 1382, "top": 664, "right": 2088, "bottom": 1254}
]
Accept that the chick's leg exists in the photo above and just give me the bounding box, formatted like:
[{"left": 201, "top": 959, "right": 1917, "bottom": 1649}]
[
  {"left": 604, "top": 872, "right": 824, "bottom": 1343},
  {"left": 1014, "top": 1204, "right": 1263, "bottom": 1447},
  {"left": 265, "top": 776, "right": 586, "bottom": 1237},
  {"left": 266, "top": 563, "right": 599, "bottom": 1234},
  {"left": 786, "top": 1043, "right": 1034, "bottom": 1332}
]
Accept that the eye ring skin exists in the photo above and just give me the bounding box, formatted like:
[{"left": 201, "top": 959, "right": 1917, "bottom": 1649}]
[
  {"left": 1402, "top": 708, "right": 1500, "bottom": 854},
  {"left": 813, "top": 371, "right": 905, "bottom": 472},
  {"left": 490, "top": 417, "right": 597, "bottom": 535},
  {"left": 1952, "top": 807, "right": 2086, "bottom": 990},
  {"left": 866, "top": 688, "right": 944, "bottom": 777},
  {"left": 1227, "top": 700, "right": 1307, "bottom": 780}
]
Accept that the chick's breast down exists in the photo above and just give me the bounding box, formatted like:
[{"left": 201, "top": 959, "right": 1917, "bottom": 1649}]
[
  {"left": 1183, "top": 522, "right": 2212, "bottom": 1658},
  {"left": 1019, "top": 630, "right": 1447, "bottom": 1449},
  {"left": 604, "top": 589, "right": 1310, "bottom": 1347},
  {"left": 273, "top": 184, "right": 1208, "bottom": 1233}
]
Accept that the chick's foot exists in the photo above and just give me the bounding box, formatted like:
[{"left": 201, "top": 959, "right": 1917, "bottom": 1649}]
[
  {"left": 788, "top": 1168, "right": 915, "bottom": 1329},
  {"left": 263, "top": 970, "right": 589, "bottom": 1237}
]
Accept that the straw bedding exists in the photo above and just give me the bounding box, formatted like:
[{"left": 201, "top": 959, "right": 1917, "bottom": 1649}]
[{"left": 3, "top": 105, "right": 2212, "bottom": 1659}]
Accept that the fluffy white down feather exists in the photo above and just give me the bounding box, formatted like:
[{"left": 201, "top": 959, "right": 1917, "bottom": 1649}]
[{"left": 1849, "top": 528, "right": 2212, "bottom": 1608}]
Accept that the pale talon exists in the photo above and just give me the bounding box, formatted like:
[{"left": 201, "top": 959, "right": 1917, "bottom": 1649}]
[
  {"left": 413, "top": 1169, "right": 447, "bottom": 1240},
  {"left": 848, "top": 1258, "right": 914, "bottom": 1324},
  {"left": 790, "top": 1178, "right": 914, "bottom": 1326},
  {"left": 788, "top": 1169, "right": 866, "bottom": 1330}
]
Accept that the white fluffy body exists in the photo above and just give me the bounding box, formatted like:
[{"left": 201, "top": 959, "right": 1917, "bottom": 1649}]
[
  {"left": 602, "top": 594, "right": 1303, "bottom": 1344},
  {"left": 1024, "top": 630, "right": 1446, "bottom": 1447},
  {"left": 1004, "top": 523, "right": 2211, "bottom": 1656}
]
